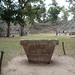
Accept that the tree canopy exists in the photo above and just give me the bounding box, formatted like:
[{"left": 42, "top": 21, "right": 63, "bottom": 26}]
[
  {"left": 0, "top": 0, "right": 17, "bottom": 37},
  {"left": 47, "top": 0, "right": 62, "bottom": 23},
  {"left": 14, "top": 0, "right": 46, "bottom": 36},
  {"left": 0, "top": 0, "right": 46, "bottom": 36}
]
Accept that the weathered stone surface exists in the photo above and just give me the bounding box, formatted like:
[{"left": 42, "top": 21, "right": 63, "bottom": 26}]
[{"left": 20, "top": 39, "right": 59, "bottom": 63}]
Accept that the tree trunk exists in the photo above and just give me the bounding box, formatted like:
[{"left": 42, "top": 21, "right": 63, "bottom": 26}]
[
  {"left": 73, "top": 14, "right": 75, "bottom": 21},
  {"left": 7, "top": 22, "right": 10, "bottom": 37},
  {"left": 20, "top": 24, "right": 24, "bottom": 36}
]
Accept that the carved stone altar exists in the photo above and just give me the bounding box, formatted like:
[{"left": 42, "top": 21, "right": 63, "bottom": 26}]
[{"left": 20, "top": 39, "right": 59, "bottom": 63}]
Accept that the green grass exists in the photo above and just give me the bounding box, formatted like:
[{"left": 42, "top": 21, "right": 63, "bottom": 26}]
[
  {"left": 20, "top": 34, "right": 75, "bottom": 57},
  {"left": 0, "top": 33, "right": 75, "bottom": 66},
  {"left": 0, "top": 37, "right": 22, "bottom": 66}
]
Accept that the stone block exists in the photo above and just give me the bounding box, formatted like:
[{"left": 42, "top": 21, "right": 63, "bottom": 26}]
[{"left": 20, "top": 39, "right": 59, "bottom": 63}]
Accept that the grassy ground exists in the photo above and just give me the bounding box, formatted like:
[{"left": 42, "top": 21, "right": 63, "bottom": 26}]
[
  {"left": 0, "top": 33, "right": 75, "bottom": 66},
  {"left": 0, "top": 37, "right": 21, "bottom": 66},
  {"left": 20, "top": 34, "right": 75, "bottom": 57}
]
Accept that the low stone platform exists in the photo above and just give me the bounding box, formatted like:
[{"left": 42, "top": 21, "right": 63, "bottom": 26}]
[{"left": 20, "top": 39, "right": 59, "bottom": 63}]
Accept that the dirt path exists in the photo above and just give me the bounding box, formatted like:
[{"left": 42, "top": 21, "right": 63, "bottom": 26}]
[{"left": 2, "top": 54, "right": 75, "bottom": 75}]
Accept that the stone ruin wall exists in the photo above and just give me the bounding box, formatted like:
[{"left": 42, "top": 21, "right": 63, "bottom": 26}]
[
  {"left": 0, "top": 21, "right": 21, "bottom": 36},
  {"left": 0, "top": 20, "right": 75, "bottom": 36}
]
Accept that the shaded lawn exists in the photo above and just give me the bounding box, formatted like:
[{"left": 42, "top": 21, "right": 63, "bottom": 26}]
[
  {"left": 0, "top": 34, "right": 75, "bottom": 66},
  {"left": 0, "top": 37, "right": 22, "bottom": 66}
]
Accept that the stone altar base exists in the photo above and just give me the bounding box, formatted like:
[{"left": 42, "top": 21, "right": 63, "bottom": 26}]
[{"left": 20, "top": 39, "right": 59, "bottom": 63}]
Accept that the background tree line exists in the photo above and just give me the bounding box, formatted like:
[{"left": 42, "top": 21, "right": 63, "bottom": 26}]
[{"left": 0, "top": 0, "right": 75, "bottom": 37}]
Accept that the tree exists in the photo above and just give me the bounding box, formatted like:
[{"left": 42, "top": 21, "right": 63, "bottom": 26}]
[
  {"left": 0, "top": 0, "right": 46, "bottom": 36},
  {"left": 34, "top": 4, "right": 46, "bottom": 23},
  {"left": 69, "top": 3, "right": 75, "bottom": 21},
  {"left": 47, "top": 0, "right": 61, "bottom": 24},
  {"left": 66, "top": 0, "right": 75, "bottom": 21},
  {"left": 15, "top": 0, "right": 46, "bottom": 36},
  {"left": 0, "top": 0, "right": 16, "bottom": 37},
  {"left": 61, "top": 6, "right": 69, "bottom": 22},
  {"left": 66, "top": 0, "right": 75, "bottom": 7},
  {"left": 0, "top": 27, "right": 4, "bottom": 37}
]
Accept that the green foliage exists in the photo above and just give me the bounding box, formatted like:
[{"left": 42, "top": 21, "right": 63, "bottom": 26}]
[
  {"left": 0, "top": 0, "right": 16, "bottom": 23},
  {"left": 66, "top": 0, "right": 75, "bottom": 7},
  {"left": 34, "top": 4, "right": 46, "bottom": 23},
  {"left": 0, "top": 0, "right": 17, "bottom": 37},
  {"left": 0, "top": 0, "right": 46, "bottom": 36},
  {"left": 15, "top": 0, "right": 46, "bottom": 24},
  {"left": 48, "top": 7, "right": 61, "bottom": 23},
  {"left": 69, "top": 3, "right": 75, "bottom": 12},
  {"left": 0, "top": 27, "right": 4, "bottom": 32},
  {"left": 61, "top": 6, "right": 69, "bottom": 21},
  {"left": 15, "top": 0, "right": 46, "bottom": 36},
  {"left": 68, "top": 2, "right": 75, "bottom": 20},
  {"left": 47, "top": 0, "right": 61, "bottom": 23}
]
